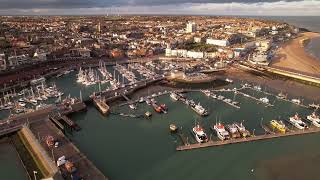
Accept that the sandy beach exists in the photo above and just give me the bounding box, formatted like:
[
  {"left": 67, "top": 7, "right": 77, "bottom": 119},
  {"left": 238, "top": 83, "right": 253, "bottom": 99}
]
[{"left": 271, "top": 32, "right": 320, "bottom": 76}]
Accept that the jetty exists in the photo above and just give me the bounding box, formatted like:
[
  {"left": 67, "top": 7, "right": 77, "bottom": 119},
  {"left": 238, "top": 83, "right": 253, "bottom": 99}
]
[
  {"left": 234, "top": 90, "right": 274, "bottom": 107},
  {"left": 176, "top": 126, "right": 320, "bottom": 151},
  {"left": 201, "top": 90, "right": 240, "bottom": 109}
]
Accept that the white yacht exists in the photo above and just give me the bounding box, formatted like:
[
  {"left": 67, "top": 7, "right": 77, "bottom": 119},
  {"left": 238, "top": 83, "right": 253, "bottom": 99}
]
[
  {"left": 213, "top": 123, "right": 230, "bottom": 141},
  {"left": 307, "top": 112, "right": 320, "bottom": 127},
  {"left": 170, "top": 92, "right": 179, "bottom": 101},
  {"left": 254, "top": 85, "right": 262, "bottom": 91},
  {"left": 202, "top": 90, "right": 211, "bottom": 97},
  {"left": 259, "top": 97, "right": 269, "bottom": 103},
  {"left": 291, "top": 99, "right": 301, "bottom": 105},
  {"left": 192, "top": 124, "right": 208, "bottom": 143},
  {"left": 129, "top": 104, "right": 137, "bottom": 110},
  {"left": 289, "top": 113, "right": 308, "bottom": 130},
  {"left": 191, "top": 103, "right": 208, "bottom": 116}
]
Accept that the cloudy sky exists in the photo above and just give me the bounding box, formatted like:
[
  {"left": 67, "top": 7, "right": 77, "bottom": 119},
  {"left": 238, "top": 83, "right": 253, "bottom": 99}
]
[{"left": 0, "top": 0, "right": 319, "bottom": 16}]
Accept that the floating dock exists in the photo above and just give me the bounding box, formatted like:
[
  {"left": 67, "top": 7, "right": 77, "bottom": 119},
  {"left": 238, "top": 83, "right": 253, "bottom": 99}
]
[
  {"left": 176, "top": 126, "right": 320, "bottom": 151},
  {"left": 60, "top": 116, "right": 81, "bottom": 131},
  {"left": 92, "top": 97, "right": 110, "bottom": 115}
]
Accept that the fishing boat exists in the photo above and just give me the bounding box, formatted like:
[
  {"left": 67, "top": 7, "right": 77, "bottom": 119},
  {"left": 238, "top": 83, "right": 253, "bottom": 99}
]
[
  {"left": 308, "top": 103, "right": 320, "bottom": 109},
  {"left": 306, "top": 112, "right": 320, "bottom": 127},
  {"left": 145, "top": 99, "right": 151, "bottom": 105},
  {"left": 138, "top": 97, "right": 144, "bottom": 103},
  {"left": 169, "top": 124, "right": 178, "bottom": 133},
  {"left": 15, "top": 108, "right": 25, "bottom": 114},
  {"left": 213, "top": 123, "right": 230, "bottom": 141},
  {"left": 145, "top": 111, "right": 152, "bottom": 118},
  {"left": 225, "top": 78, "right": 233, "bottom": 83},
  {"left": 259, "top": 97, "right": 269, "bottom": 103},
  {"left": 191, "top": 103, "right": 208, "bottom": 116},
  {"left": 235, "top": 122, "right": 251, "bottom": 137},
  {"left": 276, "top": 92, "right": 287, "bottom": 99},
  {"left": 17, "top": 102, "right": 26, "bottom": 107},
  {"left": 192, "top": 124, "right": 208, "bottom": 143},
  {"left": 160, "top": 104, "right": 168, "bottom": 112},
  {"left": 217, "top": 95, "right": 224, "bottom": 100},
  {"left": 270, "top": 120, "right": 286, "bottom": 133},
  {"left": 225, "top": 124, "right": 241, "bottom": 138},
  {"left": 152, "top": 103, "right": 162, "bottom": 113},
  {"left": 289, "top": 113, "right": 308, "bottom": 130}
]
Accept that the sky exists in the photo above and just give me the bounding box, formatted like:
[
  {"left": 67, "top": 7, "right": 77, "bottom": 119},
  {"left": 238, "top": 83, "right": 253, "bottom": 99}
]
[{"left": 0, "top": 0, "right": 319, "bottom": 16}]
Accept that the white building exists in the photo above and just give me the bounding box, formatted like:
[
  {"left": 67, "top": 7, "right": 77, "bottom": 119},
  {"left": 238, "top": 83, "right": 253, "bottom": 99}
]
[
  {"left": 249, "top": 53, "right": 270, "bottom": 66},
  {"left": 256, "top": 40, "right": 272, "bottom": 52},
  {"left": 166, "top": 48, "right": 204, "bottom": 59},
  {"left": 171, "top": 49, "right": 188, "bottom": 57},
  {"left": 8, "top": 54, "right": 29, "bottom": 66},
  {"left": 165, "top": 48, "right": 172, "bottom": 57},
  {"left": 0, "top": 53, "right": 6, "bottom": 71},
  {"left": 206, "top": 39, "right": 230, "bottom": 47},
  {"left": 186, "top": 22, "right": 196, "bottom": 33},
  {"left": 194, "top": 37, "right": 202, "bottom": 43},
  {"left": 187, "top": 51, "right": 204, "bottom": 59},
  {"left": 33, "top": 52, "right": 47, "bottom": 61}
]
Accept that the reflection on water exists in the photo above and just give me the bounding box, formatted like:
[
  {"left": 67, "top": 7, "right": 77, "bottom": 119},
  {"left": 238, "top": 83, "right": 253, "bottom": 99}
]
[{"left": 0, "top": 142, "right": 28, "bottom": 180}]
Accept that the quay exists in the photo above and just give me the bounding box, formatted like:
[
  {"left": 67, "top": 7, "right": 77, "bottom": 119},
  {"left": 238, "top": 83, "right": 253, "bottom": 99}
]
[
  {"left": 266, "top": 66, "right": 320, "bottom": 87},
  {"left": 30, "top": 118, "right": 107, "bottom": 179},
  {"left": 176, "top": 126, "right": 320, "bottom": 151}
]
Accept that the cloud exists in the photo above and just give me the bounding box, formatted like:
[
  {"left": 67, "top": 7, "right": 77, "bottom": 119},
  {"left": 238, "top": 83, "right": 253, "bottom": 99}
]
[
  {"left": 0, "top": 0, "right": 319, "bottom": 15},
  {"left": 0, "top": 0, "right": 308, "bottom": 9}
]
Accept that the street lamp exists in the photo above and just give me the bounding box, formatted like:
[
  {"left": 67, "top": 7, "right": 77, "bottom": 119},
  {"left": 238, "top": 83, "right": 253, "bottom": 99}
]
[{"left": 33, "top": 171, "right": 38, "bottom": 180}]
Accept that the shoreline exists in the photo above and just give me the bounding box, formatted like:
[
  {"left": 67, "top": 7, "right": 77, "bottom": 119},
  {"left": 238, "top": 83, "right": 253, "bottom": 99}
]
[{"left": 271, "top": 32, "right": 320, "bottom": 76}]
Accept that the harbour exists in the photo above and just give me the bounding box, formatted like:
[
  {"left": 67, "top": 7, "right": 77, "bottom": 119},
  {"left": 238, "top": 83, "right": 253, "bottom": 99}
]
[{"left": 0, "top": 62, "right": 319, "bottom": 180}]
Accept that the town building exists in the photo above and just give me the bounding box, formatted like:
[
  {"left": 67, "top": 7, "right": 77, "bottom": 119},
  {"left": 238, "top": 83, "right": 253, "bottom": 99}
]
[
  {"left": 186, "top": 22, "right": 196, "bottom": 33},
  {"left": 0, "top": 53, "right": 6, "bottom": 71},
  {"left": 206, "top": 39, "right": 230, "bottom": 47}
]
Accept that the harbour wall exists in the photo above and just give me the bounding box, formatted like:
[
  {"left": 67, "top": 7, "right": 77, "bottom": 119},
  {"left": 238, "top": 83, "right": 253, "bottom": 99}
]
[{"left": 18, "top": 125, "right": 60, "bottom": 179}]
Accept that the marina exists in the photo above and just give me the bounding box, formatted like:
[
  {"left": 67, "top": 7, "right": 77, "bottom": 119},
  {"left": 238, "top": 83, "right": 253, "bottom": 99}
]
[{"left": 0, "top": 63, "right": 319, "bottom": 180}]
